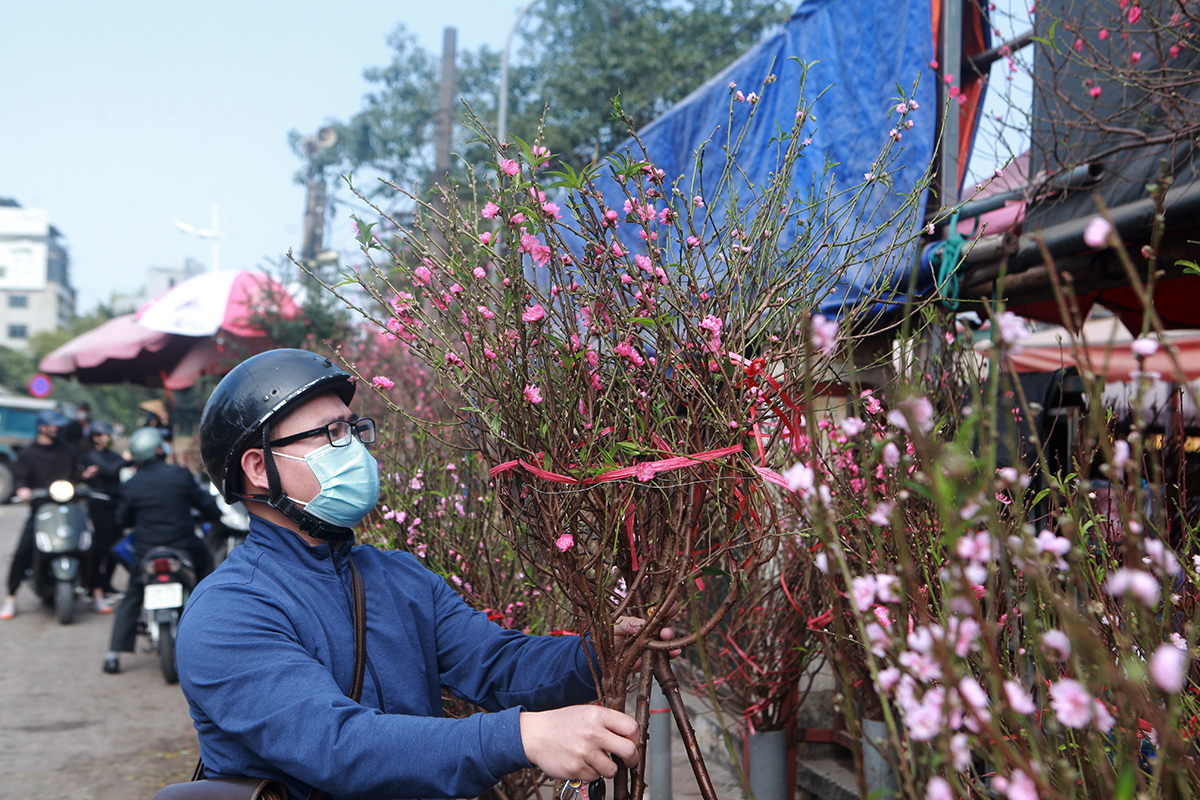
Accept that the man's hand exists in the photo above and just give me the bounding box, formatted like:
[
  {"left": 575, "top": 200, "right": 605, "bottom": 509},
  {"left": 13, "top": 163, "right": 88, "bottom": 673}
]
[
  {"left": 613, "top": 613, "right": 681, "bottom": 660},
  {"left": 15, "top": 487, "right": 31, "bottom": 503},
  {"left": 520, "top": 705, "right": 639, "bottom": 781}
]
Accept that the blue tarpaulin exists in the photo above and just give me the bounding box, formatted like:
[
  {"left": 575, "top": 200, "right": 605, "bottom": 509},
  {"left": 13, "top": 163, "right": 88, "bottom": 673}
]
[{"left": 552, "top": 0, "right": 941, "bottom": 320}]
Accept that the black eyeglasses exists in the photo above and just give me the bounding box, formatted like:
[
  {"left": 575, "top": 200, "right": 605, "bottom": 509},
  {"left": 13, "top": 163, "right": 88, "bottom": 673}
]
[{"left": 269, "top": 418, "right": 376, "bottom": 449}]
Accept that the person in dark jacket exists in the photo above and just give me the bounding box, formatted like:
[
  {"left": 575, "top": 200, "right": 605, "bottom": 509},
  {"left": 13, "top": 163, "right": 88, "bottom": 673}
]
[
  {"left": 1, "top": 410, "right": 80, "bottom": 620},
  {"left": 102, "top": 427, "right": 219, "bottom": 674},
  {"left": 177, "top": 350, "right": 669, "bottom": 800},
  {"left": 79, "top": 421, "right": 128, "bottom": 611},
  {"left": 61, "top": 402, "right": 92, "bottom": 451}
]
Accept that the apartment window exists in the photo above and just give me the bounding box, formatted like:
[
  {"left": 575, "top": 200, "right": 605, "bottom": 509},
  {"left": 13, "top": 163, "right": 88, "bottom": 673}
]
[
  {"left": 8, "top": 295, "right": 28, "bottom": 308},
  {"left": 8, "top": 325, "right": 28, "bottom": 339}
]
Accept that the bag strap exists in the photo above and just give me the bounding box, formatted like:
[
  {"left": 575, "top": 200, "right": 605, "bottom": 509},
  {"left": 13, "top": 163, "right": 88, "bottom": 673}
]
[
  {"left": 346, "top": 558, "right": 367, "bottom": 702},
  {"left": 193, "top": 555, "right": 368, "bottom": 800}
]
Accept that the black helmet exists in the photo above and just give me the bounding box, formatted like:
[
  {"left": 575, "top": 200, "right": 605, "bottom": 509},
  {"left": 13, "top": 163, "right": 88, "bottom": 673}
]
[
  {"left": 37, "top": 409, "right": 70, "bottom": 428},
  {"left": 90, "top": 420, "right": 114, "bottom": 437},
  {"left": 199, "top": 349, "right": 356, "bottom": 539}
]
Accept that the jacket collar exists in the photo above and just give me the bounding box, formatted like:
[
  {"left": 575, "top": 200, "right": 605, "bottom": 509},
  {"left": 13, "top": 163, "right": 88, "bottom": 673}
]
[{"left": 246, "top": 514, "right": 353, "bottom": 567}]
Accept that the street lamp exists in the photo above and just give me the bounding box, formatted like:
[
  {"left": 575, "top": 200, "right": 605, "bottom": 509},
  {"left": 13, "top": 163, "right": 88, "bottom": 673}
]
[
  {"left": 497, "top": 0, "right": 540, "bottom": 148},
  {"left": 172, "top": 201, "right": 221, "bottom": 272}
]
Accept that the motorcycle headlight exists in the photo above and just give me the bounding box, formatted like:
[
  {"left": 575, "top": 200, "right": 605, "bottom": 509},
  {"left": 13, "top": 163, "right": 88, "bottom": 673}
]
[{"left": 48, "top": 481, "right": 75, "bottom": 503}]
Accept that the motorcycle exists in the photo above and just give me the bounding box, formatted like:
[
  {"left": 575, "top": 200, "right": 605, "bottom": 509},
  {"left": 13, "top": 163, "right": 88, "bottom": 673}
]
[
  {"left": 203, "top": 477, "right": 250, "bottom": 567},
  {"left": 30, "top": 480, "right": 99, "bottom": 625},
  {"left": 137, "top": 545, "right": 197, "bottom": 684}
]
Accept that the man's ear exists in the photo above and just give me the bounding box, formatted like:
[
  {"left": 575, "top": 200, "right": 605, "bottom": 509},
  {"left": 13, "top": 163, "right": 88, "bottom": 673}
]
[{"left": 240, "top": 448, "right": 271, "bottom": 495}]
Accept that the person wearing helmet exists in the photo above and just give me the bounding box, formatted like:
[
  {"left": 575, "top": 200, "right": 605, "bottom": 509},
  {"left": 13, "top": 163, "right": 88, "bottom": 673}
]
[
  {"left": 101, "top": 426, "right": 220, "bottom": 674},
  {"left": 79, "top": 421, "right": 129, "bottom": 612},
  {"left": 1, "top": 410, "right": 81, "bottom": 620},
  {"left": 177, "top": 349, "right": 666, "bottom": 799}
]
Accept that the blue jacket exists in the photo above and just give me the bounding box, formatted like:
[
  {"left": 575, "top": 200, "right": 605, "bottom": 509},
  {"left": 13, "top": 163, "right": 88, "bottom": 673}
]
[{"left": 176, "top": 516, "right": 598, "bottom": 800}]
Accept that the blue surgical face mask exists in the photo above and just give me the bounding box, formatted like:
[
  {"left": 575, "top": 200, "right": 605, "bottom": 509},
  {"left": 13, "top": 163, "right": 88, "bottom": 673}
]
[{"left": 274, "top": 439, "right": 380, "bottom": 529}]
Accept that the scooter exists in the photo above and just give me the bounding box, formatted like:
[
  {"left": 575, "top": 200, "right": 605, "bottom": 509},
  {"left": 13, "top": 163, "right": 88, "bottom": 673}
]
[
  {"left": 137, "top": 545, "right": 197, "bottom": 684},
  {"left": 30, "top": 480, "right": 99, "bottom": 625}
]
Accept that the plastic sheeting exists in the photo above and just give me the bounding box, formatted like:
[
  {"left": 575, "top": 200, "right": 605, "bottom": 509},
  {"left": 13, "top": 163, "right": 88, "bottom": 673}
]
[{"left": 549, "top": 0, "right": 941, "bottom": 320}]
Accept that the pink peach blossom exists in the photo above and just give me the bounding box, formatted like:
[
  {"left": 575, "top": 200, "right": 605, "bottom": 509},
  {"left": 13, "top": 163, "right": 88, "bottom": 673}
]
[
  {"left": 1130, "top": 336, "right": 1159, "bottom": 357},
  {"left": 840, "top": 417, "right": 866, "bottom": 437},
  {"left": 1106, "top": 568, "right": 1160, "bottom": 606},
  {"left": 1083, "top": 216, "right": 1112, "bottom": 248},
  {"left": 1042, "top": 629, "right": 1072, "bottom": 661},
  {"left": 810, "top": 313, "right": 839, "bottom": 356},
  {"left": 925, "top": 777, "right": 953, "bottom": 800},
  {"left": 1004, "top": 680, "right": 1037, "bottom": 714},
  {"left": 1050, "top": 679, "right": 1094, "bottom": 728},
  {"left": 1149, "top": 643, "right": 1188, "bottom": 693}
]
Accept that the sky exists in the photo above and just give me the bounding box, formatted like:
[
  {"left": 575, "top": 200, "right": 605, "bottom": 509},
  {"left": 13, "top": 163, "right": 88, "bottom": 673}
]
[
  {"left": 1, "top": 1, "right": 521, "bottom": 312},
  {"left": 2, "top": 1, "right": 1031, "bottom": 315}
]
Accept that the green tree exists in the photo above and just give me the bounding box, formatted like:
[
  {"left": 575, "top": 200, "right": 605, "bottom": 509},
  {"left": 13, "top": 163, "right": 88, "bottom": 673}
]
[
  {"left": 295, "top": 0, "right": 789, "bottom": 199},
  {"left": 517, "top": 0, "right": 791, "bottom": 166},
  {"left": 0, "top": 345, "right": 36, "bottom": 393}
]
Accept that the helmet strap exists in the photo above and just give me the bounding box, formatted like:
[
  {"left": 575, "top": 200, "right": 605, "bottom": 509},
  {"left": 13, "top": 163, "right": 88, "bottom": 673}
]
[{"left": 248, "top": 426, "right": 354, "bottom": 543}]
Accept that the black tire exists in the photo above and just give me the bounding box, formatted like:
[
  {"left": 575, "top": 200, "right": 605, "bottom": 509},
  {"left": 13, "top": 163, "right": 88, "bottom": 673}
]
[
  {"left": 55, "top": 581, "right": 75, "bottom": 625},
  {"left": 159, "top": 621, "right": 178, "bottom": 684},
  {"left": 0, "top": 460, "right": 12, "bottom": 504}
]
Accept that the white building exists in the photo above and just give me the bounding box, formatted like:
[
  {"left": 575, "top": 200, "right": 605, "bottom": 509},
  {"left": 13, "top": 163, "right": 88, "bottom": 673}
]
[
  {"left": 109, "top": 257, "right": 204, "bottom": 315},
  {"left": 0, "top": 199, "right": 74, "bottom": 354}
]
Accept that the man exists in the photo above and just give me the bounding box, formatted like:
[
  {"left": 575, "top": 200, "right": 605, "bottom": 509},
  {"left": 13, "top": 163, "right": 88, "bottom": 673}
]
[
  {"left": 102, "top": 427, "right": 219, "bottom": 674},
  {"left": 61, "top": 402, "right": 92, "bottom": 451},
  {"left": 178, "top": 349, "right": 659, "bottom": 800},
  {"left": 80, "top": 420, "right": 127, "bottom": 612},
  {"left": 1, "top": 410, "right": 79, "bottom": 620}
]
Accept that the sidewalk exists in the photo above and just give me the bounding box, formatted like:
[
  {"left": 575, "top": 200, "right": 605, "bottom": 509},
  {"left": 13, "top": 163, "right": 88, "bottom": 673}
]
[{"left": 644, "top": 688, "right": 746, "bottom": 800}]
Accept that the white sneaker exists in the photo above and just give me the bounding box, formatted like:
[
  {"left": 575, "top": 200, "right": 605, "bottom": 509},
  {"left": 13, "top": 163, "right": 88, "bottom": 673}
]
[
  {"left": 0, "top": 597, "right": 15, "bottom": 619},
  {"left": 93, "top": 596, "right": 112, "bottom": 614}
]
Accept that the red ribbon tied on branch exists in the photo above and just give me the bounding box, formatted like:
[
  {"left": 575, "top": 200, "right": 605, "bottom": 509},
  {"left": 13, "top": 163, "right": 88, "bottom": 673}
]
[{"left": 489, "top": 444, "right": 749, "bottom": 484}]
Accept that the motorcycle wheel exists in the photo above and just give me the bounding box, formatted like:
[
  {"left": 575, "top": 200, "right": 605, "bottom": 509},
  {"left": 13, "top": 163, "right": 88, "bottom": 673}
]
[
  {"left": 159, "top": 621, "right": 178, "bottom": 684},
  {"left": 55, "top": 581, "right": 75, "bottom": 625}
]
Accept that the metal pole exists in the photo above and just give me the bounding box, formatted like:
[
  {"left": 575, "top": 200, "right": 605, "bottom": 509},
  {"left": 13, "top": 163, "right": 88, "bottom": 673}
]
[
  {"left": 435, "top": 27, "right": 457, "bottom": 181},
  {"left": 941, "top": 0, "right": 963, "bottom": 205},
  {"left": 497, "top": 0, "right": 540, "bottom": 147},
  {"left": 647, "top": 683, "right": 672, "bottom": 800},
  {"left": 210, "top": 201, "right": 220, "bottom": 273}
]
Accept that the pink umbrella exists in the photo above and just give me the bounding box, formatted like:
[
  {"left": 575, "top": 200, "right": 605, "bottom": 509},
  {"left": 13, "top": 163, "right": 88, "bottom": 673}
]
[
  {"left": 38, "top": 315, "right": 189, "bottom": 385},
  {"left": 39, "top": 272, "right": 301, "bottom": 387},
  {"left": 137, "top": 270, "right": 300, "bottom": 337},
  {"left": 1007, "top": 316, "right": 1200, "bottom": 383}
]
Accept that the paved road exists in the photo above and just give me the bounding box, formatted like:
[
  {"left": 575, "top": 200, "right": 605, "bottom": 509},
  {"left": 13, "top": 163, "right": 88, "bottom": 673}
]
[
  {"left": 0, "top": 500, "right": 746, "bottom": 800},
  {"left": 0, "top": 502, "right": 198, "bottom": 799}
]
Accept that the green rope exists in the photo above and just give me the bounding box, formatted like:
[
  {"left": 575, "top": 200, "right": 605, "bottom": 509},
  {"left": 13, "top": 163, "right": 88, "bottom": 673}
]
[{"left": 931, "top": 211, "right": 967, "bottom": 311}]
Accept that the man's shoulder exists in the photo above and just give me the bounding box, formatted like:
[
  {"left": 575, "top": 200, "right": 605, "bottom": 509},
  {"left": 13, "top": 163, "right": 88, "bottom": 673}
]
[
  {"left": 352, "top": 543, "right": 424, "bottom": 570},
  {"left": 351, "top": 544, "right": 449, "bottom": 594},
  {"left": 184, "top": 551, "right": 278, "bottom": 614}
]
